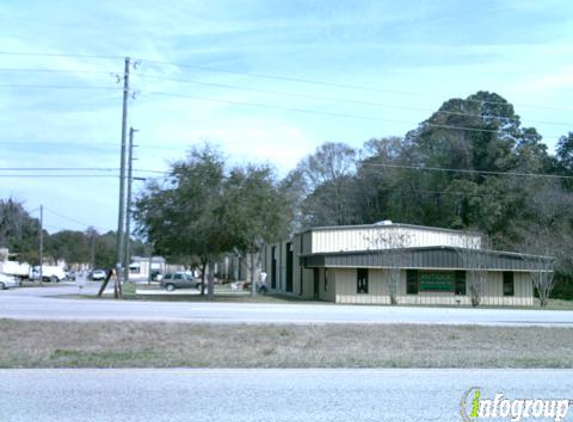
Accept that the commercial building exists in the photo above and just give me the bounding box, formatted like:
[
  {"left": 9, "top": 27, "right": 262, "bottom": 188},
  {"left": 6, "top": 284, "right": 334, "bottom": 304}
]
[{"left": 263, "top": 222, "right": 552, "bottom": 306}]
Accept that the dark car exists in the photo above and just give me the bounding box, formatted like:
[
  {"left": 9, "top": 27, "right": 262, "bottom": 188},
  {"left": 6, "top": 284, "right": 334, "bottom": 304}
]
[{"left": 160, "top": 272, "right": 201, "bottom": 291}]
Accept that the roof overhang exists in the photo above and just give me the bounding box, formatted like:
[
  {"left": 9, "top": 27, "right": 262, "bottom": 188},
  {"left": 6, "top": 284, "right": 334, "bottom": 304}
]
[{"left": 301, "top": 246, "right": 554, "bottom": 272}]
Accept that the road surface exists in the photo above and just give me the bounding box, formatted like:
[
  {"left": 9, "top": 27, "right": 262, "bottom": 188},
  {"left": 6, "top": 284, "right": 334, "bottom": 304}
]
[
  {"left": 1, "top": 369, "right": 572, "bottom": 422},
  {"left": 0, "top": 284, "right": 572, "bottom": 326}
]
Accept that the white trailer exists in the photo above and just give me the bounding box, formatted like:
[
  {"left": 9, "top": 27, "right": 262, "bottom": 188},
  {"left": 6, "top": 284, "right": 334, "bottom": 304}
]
[{"left": 0, "top": 261, "right": 31, "bottom": 280}]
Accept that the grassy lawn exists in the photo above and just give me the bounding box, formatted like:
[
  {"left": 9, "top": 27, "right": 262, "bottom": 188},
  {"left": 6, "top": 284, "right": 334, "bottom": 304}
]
[{"left": 1, "top": 319, "right": 572, "bottom": 368}]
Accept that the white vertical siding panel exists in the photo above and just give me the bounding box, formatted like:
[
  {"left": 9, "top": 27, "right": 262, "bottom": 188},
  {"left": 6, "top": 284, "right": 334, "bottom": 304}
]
[{"left": 310, "top": 226, "right": 481, "bottom": 253}]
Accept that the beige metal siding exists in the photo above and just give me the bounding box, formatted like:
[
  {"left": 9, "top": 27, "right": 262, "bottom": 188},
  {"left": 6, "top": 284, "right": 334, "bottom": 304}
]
[
  {"left": 320, "top": 268, "right": 336, "bottom": 302},
  {"left": 311, "top": 227, "right": 480, "bottom": 254},
  {"left": 332, "top": 269, "right": 534, "bottom": 306}
]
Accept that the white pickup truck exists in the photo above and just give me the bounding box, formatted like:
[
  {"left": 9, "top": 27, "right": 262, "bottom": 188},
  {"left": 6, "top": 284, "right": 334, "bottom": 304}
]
[{"left": 30, "top": 266, "right": 67, "bottom": 283}]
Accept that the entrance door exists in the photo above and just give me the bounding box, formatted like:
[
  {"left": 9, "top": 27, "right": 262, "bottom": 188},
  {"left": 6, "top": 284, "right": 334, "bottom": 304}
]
[{"left": 313, "top": 268, "right": 320, "bottom": 300}]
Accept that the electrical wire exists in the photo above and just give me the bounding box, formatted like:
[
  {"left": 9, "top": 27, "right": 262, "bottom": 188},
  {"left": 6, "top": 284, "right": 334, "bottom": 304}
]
[
  {"left": 138, "top": 58, "right": 573, "bottom": 112},
  {"left": 0, "top": 68, "right": 115, "bottom": 75},
  {"left": 0, "top": 51, "right": 124, "bottom": 60},
  {"left": 0, "top": 167, "right": 169, "bottom": 174},
  {"left": 0, "top": 84, "right": 120, "bottom": 90},
  {"left": 43, "top": 207, "right": 104, "bottom": 231},
  {"left": 0, "top": 174, "right": 119, "bottom": 178},
  {"left": 139, "top": 89, "right": 565, "bottom": 138},
  {"left": 135, "top": 73, "right": 571, "bottom": 128},
  {"left": 0, "top": 51, "right": 569, "bottom": 112},
  {"left": 360, "top": 162, "right": 573, "bottom": 180}
]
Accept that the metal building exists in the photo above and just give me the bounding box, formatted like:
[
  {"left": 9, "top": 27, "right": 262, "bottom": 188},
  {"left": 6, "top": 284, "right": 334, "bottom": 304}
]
[{"left": 263, "top": 222, "right": 553, "bottom": 306}]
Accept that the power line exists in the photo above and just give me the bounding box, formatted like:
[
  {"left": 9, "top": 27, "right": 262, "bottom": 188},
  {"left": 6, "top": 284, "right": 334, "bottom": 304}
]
[
  {"left": 0, "top": 167, "right": 168, "bottom": 174},
  {"left": 140, "top": 90, "right": 564, "bottom": 138},
  {"left": 0, "top": 141, "right": 190, "bottom": 152},
  {"left": 0, "top": 51, "right": 124, "bottom": 60},
  {"left": 43, "top": 207, "right": 105, "bottom": 231},
  {"left": 0, "top": 68, "right": 115, "bottom": 75},
  {"left": 360, "top": 162, "right": 573, "bottom": 180},
  {"left": 0, "top": 84, "right": 120, "bottom": 90},
  {"left": 139, "top": 58, "right": 573, "bottom": 112},
  {"left": 1, "top": 68, "right": 568, "bottom": 127},
  {"left": 299, "top": 173, "right": 571, "bottom": 203},
  {"left": 0, "top": 66, "right": 569, "bottom": 126},
  {"left": 135, "top": 73, "right": 572, "bottom": 128},
  {"left": 0, "top": 174, "right": 119, "bottom": 178},
  {"left": 0, "top": 51, "right": 569, "bottom": 112}
]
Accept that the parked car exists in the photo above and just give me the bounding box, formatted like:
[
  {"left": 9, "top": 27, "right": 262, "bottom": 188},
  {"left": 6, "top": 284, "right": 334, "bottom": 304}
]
[
  {"left": 90, "top": 269, "right": 107, "bottom": 281},
  {"left": 151, "top": 270, "right": 163, "bottom": 281},
  {"left": 160, "top": 272, "right": 201, "bottom": 291},
  {"left": 0, "top": 273, "right": 20, "bottom": 290}
]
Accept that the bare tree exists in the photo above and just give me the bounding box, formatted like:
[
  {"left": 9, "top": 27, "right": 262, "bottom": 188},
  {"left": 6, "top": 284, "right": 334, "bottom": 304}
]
[
  {"left": 365, "top": 225, "right": 411, "bottom": 305},
  {"left": 516, "top": 226, "right": 556, "bottom": 308},
  {"left": 457, "top": 234, "right": 488, "bottom": 307},
  {"left": 297, "top": 142, "right": 357, "bottom": 226},
  {"left": 529, "top": 256, "right": 555, "bottom": 307}
]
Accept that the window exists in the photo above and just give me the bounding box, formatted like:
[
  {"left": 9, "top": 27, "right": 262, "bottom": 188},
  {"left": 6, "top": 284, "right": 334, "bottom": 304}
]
[
  {"left": 357, "top": 268, "right": 368, "bottom": 294},
  {"left": 455, "top": 271, "right": 466, "bottom": 296},
  {"left": 503, "top": 272, "right": 514, "bottom": 296},
  {"left": 406, "top": 270, "right": 418, "bottom": 295}
]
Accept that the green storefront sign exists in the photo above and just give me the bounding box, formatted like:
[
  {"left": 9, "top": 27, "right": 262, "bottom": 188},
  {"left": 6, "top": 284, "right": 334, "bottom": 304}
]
[{"left": 419, "top": 272, "right": 455, "bottom": 292}]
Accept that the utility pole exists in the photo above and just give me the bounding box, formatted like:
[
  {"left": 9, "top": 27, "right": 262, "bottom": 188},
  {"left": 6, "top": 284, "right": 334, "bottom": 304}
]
[
  {"left": 123, "top": 127, "right": 138, "bottom": 283},
  {"left": 116, "top": 57, "right": 130, "bottom": 285},
  {"left": 39, "top": 204, "right": 43, "bottom": 286},
  {"left": 90, "top": 232, "right": 96, "bottom": 271}
]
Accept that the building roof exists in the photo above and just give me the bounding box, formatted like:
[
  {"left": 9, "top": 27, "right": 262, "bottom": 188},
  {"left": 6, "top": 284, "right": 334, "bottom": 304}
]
[
  {"left": 301, "top": 246, "right": 554, "bottom": 272},
  {"left": 297, "top": 222, "right": 481, "bottom": 237}
]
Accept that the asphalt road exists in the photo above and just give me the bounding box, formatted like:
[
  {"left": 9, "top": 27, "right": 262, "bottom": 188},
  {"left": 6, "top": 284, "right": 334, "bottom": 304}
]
[
  {"left": 2, "top": 369, "right": 572, "bottom": 422},
  {"left": 1, "top": 283, "right": 573, "bottom": 326}
]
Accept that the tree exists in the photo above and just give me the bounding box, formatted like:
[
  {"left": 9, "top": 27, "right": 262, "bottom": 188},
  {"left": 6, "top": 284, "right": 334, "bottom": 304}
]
[
  {"left": 556, "top": 132, "right": 573, "bottom": 173},
  {"left": 135, "top": 145, "right": 229, "bottom": 300},
  {"left": 296, "top": 142, "right": 357, "bottom": 227},
  {"left": 46, "top": 230, "right": 90, "bottom": 266},
  {"left": 556, "top": 132, "right": 573, "bottom": 191},
  {"left": 457, "top": 234, "right": 489, "bottom": 307},
  {"left": 223, "top": 164, "right": 290, "bottom": 295},
  {"left": 353, "top": 137, "right": 403, "bottom": 224},
  {"left": 395, "top": 91, "right": 525, "bottom": 228},
  {"left": 530, "top": 255, "right": 556, "bottom": 308},
  {"left": 93, "top": 231, "right": 117, "bottom": 269},
  {"left": 0, "top": 198, "right": 41, "bottom": 263},
  {"left": 364, "top": 226, "right": 412, "bottom": 305}
]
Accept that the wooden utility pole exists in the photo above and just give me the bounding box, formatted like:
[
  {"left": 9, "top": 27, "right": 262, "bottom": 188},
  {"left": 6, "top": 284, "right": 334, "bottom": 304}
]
[
  {"left": 123, "top": 127, "right": 137, "bottom": 283},
  {"left": 90, "top": 233, "right": 96, "bottom": 271},
  {"left": 39, "top": 204, "right": 43, "bottom": 285},
  {"left": 116, "top": 57, "right": 130, "bottom": 285}
]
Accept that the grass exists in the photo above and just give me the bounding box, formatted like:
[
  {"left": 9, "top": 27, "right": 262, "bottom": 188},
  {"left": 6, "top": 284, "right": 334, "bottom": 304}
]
[{"left": 1, "top": 319, "right": 572, "bottom": 368}]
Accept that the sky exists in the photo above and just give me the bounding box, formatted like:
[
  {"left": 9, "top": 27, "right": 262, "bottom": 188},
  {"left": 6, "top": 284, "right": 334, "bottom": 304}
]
[{"left": 0, "top": 0, "right": 572, "bottom": 234}]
